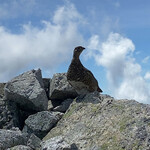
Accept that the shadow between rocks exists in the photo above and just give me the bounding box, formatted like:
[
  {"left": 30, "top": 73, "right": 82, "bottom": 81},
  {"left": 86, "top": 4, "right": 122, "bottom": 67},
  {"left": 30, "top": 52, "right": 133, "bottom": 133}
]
[
  {"left": 75, "top": 92, "right": 103, "bottom": 104},
  {"left": 70, "top": 143, "right": 79, "bottom": 150}
]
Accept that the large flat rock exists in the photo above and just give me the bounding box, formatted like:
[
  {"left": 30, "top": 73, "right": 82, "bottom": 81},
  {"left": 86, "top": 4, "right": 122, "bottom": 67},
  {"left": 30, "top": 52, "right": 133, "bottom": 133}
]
[
  {"left": 4, "top": 69, "right": 48, "bottom": 112},
  {"left": 44, "top": 92, "right": 150, "bottom": 150}
]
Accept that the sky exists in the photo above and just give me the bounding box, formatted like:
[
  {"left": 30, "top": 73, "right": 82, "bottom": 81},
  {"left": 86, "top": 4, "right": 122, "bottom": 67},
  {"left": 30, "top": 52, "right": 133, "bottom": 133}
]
[{"left": 0, "top": 0, "right": 150, "bottom": 104}]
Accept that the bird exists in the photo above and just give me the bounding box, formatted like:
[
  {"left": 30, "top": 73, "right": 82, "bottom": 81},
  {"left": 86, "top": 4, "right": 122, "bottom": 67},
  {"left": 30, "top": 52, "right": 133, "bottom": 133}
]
[{"left": 67, "top": 46, "right": 103, "bottom": 95}]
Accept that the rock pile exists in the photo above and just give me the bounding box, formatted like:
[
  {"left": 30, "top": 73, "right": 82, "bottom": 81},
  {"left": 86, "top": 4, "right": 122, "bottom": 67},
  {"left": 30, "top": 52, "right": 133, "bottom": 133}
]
[
  {"left": 0, "top": 68, "right": 150, "bottom": 150},
  {"left": 0, "top": 83, "right": 5, "bottom": 98},
  {"left": 4, "top": 69, "right": 48, "bottom": 112},
  {"left": 0, "top": 69, "right": 78, "bottom": 149}
]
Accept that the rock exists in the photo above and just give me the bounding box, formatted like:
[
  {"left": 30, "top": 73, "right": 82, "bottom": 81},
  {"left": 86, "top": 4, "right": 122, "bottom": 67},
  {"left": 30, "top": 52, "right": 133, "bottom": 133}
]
[
  {"left": 48, "top": 100, "right": 53, "bottom": 111},
  {"left": 0, "top": 83, "right": 5, "bottom": 98},
  {"left": 27, "top": 134, "right": 41, "bottom": 149},
  {"left": 44, "top": 92, "right": 150, "bottom": 150},
  {"left": 49, "top": 73, "right": 78, "bottom": 101},
  {"left": 0, "top": 99, "right": 21, "bottom": 129},
  {"left": 23, "top": 111, "right": 64, "bottom": 139},
  {"left": 43, "top": 78, "right": 51, "bottom": 99},
  {"left": 4, "top": 69, "right": 48, "bottom": 112},
  {"left": 0, "top": 128, "right": 28, "bottom": 149},
  {"left": 53, "top": 98, "right": 74, "bottom": 112},
  {"left": 41, "top": 136, "right": 72, "bottom": 150},
  {"left": 7, "top": 145, "right": 32, "bottom": 150}
]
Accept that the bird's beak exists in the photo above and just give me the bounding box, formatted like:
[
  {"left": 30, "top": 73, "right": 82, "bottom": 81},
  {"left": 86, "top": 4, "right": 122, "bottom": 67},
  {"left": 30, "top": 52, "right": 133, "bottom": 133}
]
[{"left": 82, "top": 47, "right": 85, "bottom": 50}]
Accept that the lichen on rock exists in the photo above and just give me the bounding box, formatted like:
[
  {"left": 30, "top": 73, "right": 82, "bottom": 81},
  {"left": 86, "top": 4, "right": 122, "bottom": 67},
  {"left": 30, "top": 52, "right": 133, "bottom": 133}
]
[{"left": 44, "top": 92, "right": 150, "bottom": 150}]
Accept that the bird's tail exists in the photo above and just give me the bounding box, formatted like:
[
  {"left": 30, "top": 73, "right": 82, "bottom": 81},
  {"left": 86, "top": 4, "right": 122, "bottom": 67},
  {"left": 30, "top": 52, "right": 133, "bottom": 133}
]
[{"left": 97, "top": 87, "right": 103, "bottom": 93}]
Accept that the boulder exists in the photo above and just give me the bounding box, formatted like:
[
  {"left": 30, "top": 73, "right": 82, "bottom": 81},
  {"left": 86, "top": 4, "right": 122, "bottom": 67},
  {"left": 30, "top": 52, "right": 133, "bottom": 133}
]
[
  {"left": 43, "top": 78, "right": 51, "bottom": 99},
  {"left": 41, "top": 136, "right": 72, "bottom": 150},
  {"left": 44, "top": 93, "right": 150, "bottom": 150},
  {"left": 0, "top": 99, "right": 21, "bottom": 129},
  {"left": 49, "top": 73, "right": 78, "bottom": 101},
  {"left": 7, "top": 145, "right": 32, "bottom": 150},
  {"left": 27, "top": 134, "right": 41, "bottom": 149},
  {"left": 0, "top": 83, "right": 5, "bottom": 98},
  {"left": 23, "top": 111, "right": 63, "bottom": 139},
  {"left": 0, "top": 128, "right": 28, "bottom": 149},
  {"left": 4, "top": 69, "right": 48, "bottom": 112},
  {"left": 53, "top": 98, "right": 74, "bottom": 113}
]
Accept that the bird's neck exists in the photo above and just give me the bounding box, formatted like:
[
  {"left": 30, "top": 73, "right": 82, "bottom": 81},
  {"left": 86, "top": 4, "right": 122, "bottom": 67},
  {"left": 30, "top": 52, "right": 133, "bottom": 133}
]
[
  {"left": 72, "top": 56, "right": 82, "bottom": 66},
  {"left": 73, "top": 53, "right": 80, "bottom": 59},
  {"left": 73, "top": 55, "right": 80, "bottom": 61}
]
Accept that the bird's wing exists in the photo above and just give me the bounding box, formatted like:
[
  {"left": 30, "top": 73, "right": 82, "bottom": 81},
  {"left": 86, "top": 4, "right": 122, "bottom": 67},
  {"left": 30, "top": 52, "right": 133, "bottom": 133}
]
[
  {"left": 85, "top": 68, "right": 103, "bottom": 92},
  {"left": 85, "top": 68, "right": 98, "bottom": 84}
]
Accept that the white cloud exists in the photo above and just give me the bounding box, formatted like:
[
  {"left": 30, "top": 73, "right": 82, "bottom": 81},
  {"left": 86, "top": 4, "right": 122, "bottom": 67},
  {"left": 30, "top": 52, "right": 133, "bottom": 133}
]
[
  {"left": 88, "top": 35, "right": 101, "bottom": 50},
  {"left": 53, "top": 2, "right": 84, "bottom": 25},
  {"left": 90, "top": 33, "right": 135, "bottom": 86},
  {"left": 117, "top": 75, "right": 149, "bottom": 102},
  {"left": 144, "top": 72, "right": 150, "bottom": 80},
  {"left": 0, "top": 3, "right": 84, "bottom": 82},
  {"left": 142, "top": 56, "right": 150, "bottom": 63},
  {"left": 88, "top": 32, "right": 150, "bottom": 103},
  {"left": 116, "top": 61, "right": 150, "bottom": 103},
  {"left": 85, "top": 35, "right": 101, "bottom": 59}
]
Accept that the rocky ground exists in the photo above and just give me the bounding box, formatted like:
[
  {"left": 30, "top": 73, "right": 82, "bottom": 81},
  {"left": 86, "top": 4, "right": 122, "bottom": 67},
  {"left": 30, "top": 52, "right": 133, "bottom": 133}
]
[{"left": 0, "top": 69, "right": 150, "bottom": 150}]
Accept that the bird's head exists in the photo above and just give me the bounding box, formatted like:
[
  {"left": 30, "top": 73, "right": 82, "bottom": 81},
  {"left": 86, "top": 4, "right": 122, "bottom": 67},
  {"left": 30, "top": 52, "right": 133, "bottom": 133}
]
[{"left": 73, "top": 46, "right": 85, "bottom": 58}]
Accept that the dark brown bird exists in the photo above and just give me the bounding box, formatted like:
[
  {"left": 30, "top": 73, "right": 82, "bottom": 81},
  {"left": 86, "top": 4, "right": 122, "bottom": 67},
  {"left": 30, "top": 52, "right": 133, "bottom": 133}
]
[{"left": 67, "top": 46, "right": 103, "bottom": 95}]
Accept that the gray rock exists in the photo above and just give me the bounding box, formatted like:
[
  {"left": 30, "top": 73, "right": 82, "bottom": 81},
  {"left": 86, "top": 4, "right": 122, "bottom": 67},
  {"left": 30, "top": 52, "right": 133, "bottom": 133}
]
[
  {"left": 48, "top": 100, "right": 53, "bottom": 111},
  {"left": 0, "top": 128, "right": 28, "bottom": 149},
  {"left": 49, "top": 73, "right": 78, "bottom": 101},
  {"left": 27, "top": 134, "right": 41, "bottom": 149},
  {"left": 43, "top": 78, "right": 51, "bottom": 99},
  {"left": 0, "top": 99, "right": 21, "bottom": 129},
  {"left": 44, "top": 93, "right": 150, "bottom": 150},
  {"left": 23, "top": 111, "right": 63, "bottom": 139},
  {"left": 0, "top": 83, "right": 5, "bottom": 98},
  {"left": 7, "top": 145, "right": 32, "bottom": 150},
  {"left": 4, "top": 69, "right": 48, "bottom": 112},
  {"left": 53, "top": 99, "right": 74, "bottom": 112},
  {"left": 41, "top": 136, "right": 71, "bottom": 150}
]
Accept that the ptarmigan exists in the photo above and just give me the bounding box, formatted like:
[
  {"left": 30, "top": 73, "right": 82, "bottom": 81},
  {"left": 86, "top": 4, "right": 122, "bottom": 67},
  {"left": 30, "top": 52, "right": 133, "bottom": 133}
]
[{"left": 67, "top": 46, "right": 103, "bottom": 95}]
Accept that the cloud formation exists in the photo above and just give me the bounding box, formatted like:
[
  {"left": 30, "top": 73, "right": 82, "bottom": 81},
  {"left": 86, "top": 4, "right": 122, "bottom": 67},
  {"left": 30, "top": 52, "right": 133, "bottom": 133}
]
[
  {"left": 0, "top": 3, "right": 84, "bottom": 82},
  {"left": 0, "top": 1, "right": 150, "bottom": 104},
  {"left": 144, "top": 72, "right": 150, "bottom": 80},
  {"left": 88, "top": 33, "right": 150, "bottom": 103}
]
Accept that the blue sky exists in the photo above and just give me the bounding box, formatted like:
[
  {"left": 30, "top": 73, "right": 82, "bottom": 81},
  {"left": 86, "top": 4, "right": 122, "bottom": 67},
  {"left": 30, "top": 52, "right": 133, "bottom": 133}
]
[{"left": 0, "top": 0, "right": 150, "bottom": 103}]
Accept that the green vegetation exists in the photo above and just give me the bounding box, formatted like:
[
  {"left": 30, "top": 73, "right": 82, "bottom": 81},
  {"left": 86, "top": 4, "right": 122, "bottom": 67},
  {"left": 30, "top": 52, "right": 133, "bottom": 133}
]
[
  {"left": 91, "top": 104, "right": 100, "bottom": 113},
  {"left": 112, "top": 103, "right": 124, "bottom": 110},
  {"left": 63, "top": 103, "right": 77, "bottom": 119},
  {"left": 119, "top": 119, "right": 128, "bottom": 132},
  {"left": 101, "top": 143, "right": 109, "bottom": 150}
]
